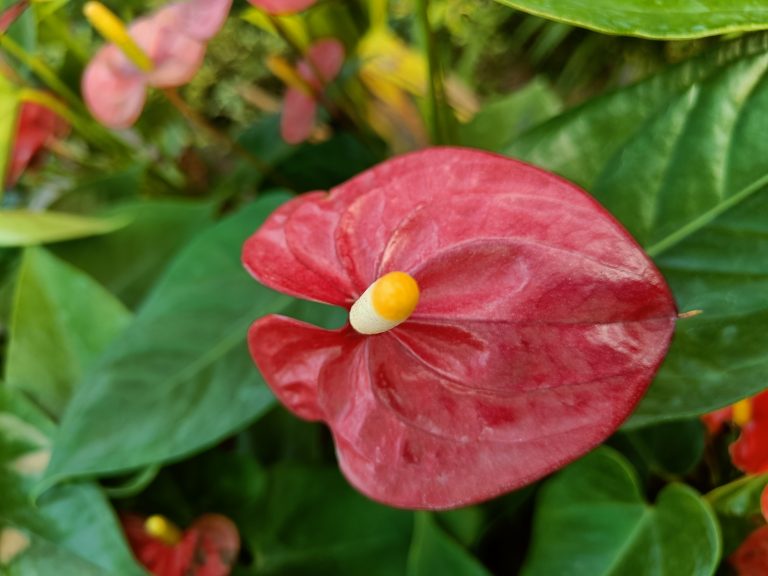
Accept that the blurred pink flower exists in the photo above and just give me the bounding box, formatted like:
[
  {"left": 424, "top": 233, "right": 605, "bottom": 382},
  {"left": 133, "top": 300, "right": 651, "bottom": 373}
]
[
  {"left": 278, "top": 39, "right": 344, "bottom": 144},
  {"left": 247, "top": 0, "right": 316, "bottom": 16},
  {"left": 82, "top": 0, "right": 232, "bottom": 128},
  {"left": 6, "top": 102, "right": 67, "bottom": 188}
]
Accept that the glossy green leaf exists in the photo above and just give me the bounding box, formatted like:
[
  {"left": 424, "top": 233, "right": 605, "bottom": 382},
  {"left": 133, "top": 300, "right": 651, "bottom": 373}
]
[
  {"left": 0, "top": 76, "right": 20, "bottom": 193},
  {"left": 458, "top": 78, "right": 562, "bottom": 152},
  {"left": 522, "top": 448, "right": 720, "bottom": 576},
  {"left": 407, "top": 513, "right": 491, "bottom": 576},
  {"left": 246, "top": 465, "right": 414, "bottom": 575},
  {"left": 5, "top": 248, "right": 131, "bottom": 418},
  {"left": 42, "top": 193, "right": 295, "bottom": 487},
  {"left": 51, "top": 200, "right": 213, "bottom": 308},
  {"left": 614, "top": 419, "right": 706, "bottom": 477},
  {"left": 0, "top": 210, "right": 129, "bottom": 247},
  {"left": 508, "top": 32, "right": 768, "bottom": 425},
  {"left": 0, "top": 389, "right": 142, "bottom": 575},
  {"left": 706, "top": 474, "right": 768, "bottom": 555},
  {"left": 493, "top": 0, "right": 768, "bottom": 39},
  {"left": 707, "top": 474, "right": 768, "bottom": 518}
]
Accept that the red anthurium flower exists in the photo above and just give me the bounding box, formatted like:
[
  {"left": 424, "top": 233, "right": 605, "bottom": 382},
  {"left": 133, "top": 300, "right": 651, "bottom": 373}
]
[
  {"left": 121, "top": 513, "right": 239, "bottom": 576},
  {"left": 247, "top": 0, "right": 316, "bottom": 15},
  {"left": 243, "top": 147, "right": 677, "bottom": 509},
  {"left": 275, "top": 39, "right": 345, "bottom": 144},
  {"left": 703, "top": 391, "right": 768, "bottom": 474},
  {"left": 731, "top": 526, "right": 768, "bottom": 575},
  {"left": 730, "top": 392, "right": 768, "bottom": 474},
  {"left": 82, "top": 0, "right": 232, "bottom": 128},
  {"left": 6, "top": 102, "right": 67, "bottom": 188}
]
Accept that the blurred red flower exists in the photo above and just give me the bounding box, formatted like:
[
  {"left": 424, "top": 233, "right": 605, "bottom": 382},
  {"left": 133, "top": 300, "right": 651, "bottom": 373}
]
[
  {"left": 247, "top": 0, "right": 316, "bottom": 15},
  {"left": 82, "top": 0, "right": 232, "bottom": 128},
  {"left": 275, "top": 38, "right": 345, "bottom": 144},
  {"left": 732, "top": 525, "right": 768, "bottom": 575},
  {"left": 122, "top": 514, "right": 239, "bottom": 576},
  {"left": 243, "top": 147, "right": 677, "bottom": 509},
  {"left": 702, "top": 391, "right": 768, "bottom": 474},
  {"left": 6, "top": 102, "right": 67, "bottom": 188},
  {"left": 704, "top": 392, "right": 768, "bottom": 574}
]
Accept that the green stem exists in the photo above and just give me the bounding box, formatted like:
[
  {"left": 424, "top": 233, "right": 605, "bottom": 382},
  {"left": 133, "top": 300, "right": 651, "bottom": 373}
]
[
  {"left": 416, "top": 0, "right": 447, "bottom": 145},
  {"left": 0, "top": 35, "right": 80, "bottom": 109}
]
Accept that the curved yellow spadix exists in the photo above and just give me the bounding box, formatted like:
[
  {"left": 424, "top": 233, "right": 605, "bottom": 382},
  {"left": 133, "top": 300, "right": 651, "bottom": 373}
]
[
  {"left": 83, "top": 2, "right": 154, "bottom": 72},
  {"left": 144, "top": 515, "right": 183, "bottom": 546}
]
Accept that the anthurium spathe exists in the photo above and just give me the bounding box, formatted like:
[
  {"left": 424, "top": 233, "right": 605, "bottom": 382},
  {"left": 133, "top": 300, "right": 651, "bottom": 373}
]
[
  {"left": 703, "top": 391, "right": 768, "bottom": 474},
  {"left": 121, "top": 513, "right": 239, "bottom": 576},
  {"left": 243, "top": 147, "right": 677, "bottom": 510},
  {"left": 270, "top": 38, "right": 345, "bottom": 144},
  {"left": 6, "top": 102, "right": 67, "bottom": 188},
  {"left": 81, "top": 0, "right": 232, "bottom": 128}
]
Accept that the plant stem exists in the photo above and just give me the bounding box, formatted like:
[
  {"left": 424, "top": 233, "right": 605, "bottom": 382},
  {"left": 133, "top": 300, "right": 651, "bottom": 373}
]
[
  {"left": 415, "top": 0, "right": 447, "bottom": 145},
  {"left": 0, "top": 35, "right": 80, "bottom": 109}
]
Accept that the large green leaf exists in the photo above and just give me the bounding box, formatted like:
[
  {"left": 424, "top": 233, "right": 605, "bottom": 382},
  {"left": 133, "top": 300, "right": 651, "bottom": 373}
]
[
  {"left": 407, "top": 513, "right": 491, "bottom": 576},
  {"left": 458, "top": 78, "right": 562, "bottom": 153},
  {"left": 507, "top": 32, "right": 768, "bottom": 425},
  {"left": 493, "top": 0, "right": 768, "bottom": 39},
  {"left": 42, "top": 194, "right": 294, "bottom": 487},
  {"left": 0, "top": 389, "right": 143, "bottom": 575},
  {"left": 0, "top": 210, "right": 129, "bottom": 247},
  {"left": 613, "top": 419, "right": 706, "bottom": 478},
  {"left": 51, "top": 200, "right": 213, "bottom": 308},
  {"left": 5, "top": 248, "right": 131, "bottom": 418},
  {"left": 245, "top": 465, "right": 414, "bottom": 575},
  {"left": 522, "top": 448, "right": 720, "bottom": 576}
]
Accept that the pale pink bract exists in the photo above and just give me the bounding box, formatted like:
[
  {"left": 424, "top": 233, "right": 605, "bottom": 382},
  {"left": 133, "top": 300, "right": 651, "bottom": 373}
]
[
  {"left": 82, "top": 0, "right": 232, "bottom": 128},
  {"left": 280, "top": 39, "right": 344, "bottom": 144}
]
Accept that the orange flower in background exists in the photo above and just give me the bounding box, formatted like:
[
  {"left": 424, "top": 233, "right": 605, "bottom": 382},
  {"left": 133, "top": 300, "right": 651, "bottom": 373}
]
[
  {"left": 5, "top": 102, "right": 67, "bottom": 188},
  {"left": 121, "top": 514, "right": 239, "bottom": 576},
  {"left": 81, "top": 0, "right": 232, "bottom": 128}
]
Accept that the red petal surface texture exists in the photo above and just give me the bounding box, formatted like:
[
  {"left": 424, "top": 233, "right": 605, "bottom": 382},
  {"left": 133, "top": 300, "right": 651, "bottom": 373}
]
[{"left": 243, "top": 147, "right": 677, "bottom": 509}]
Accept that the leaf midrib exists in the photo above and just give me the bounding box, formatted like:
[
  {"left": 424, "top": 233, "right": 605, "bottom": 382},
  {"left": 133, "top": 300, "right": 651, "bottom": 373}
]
[{"left": 646, "top": 171, "right": 768, "bottom": 258}]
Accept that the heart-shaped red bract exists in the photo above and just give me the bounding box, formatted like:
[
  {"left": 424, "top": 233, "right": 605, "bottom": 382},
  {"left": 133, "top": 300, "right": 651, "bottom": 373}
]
[{"left": 243, "top": 147, "right": 676, "bottom": 509}]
